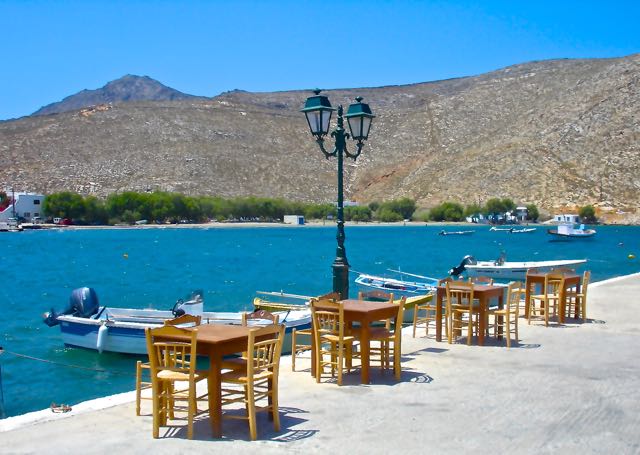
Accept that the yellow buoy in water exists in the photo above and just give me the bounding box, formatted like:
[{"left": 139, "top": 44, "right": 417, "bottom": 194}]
[
  {"left": 628, "top": 254, "right": 636, "bottom": 260},
  {"left": 123, "top": 253, "right": 129, "bottom": 259}
]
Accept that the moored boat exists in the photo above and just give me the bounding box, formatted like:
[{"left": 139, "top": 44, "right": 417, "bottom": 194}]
[
  {"left": 449, "top": 254, "right": 587, "bottom": 280},
  {"left": 547, "top": 224, "right": 596, "bottom": 240},
  {"left": 438, "top": 229, "right": 475, "bottom": 236},
  {"left": 43, "top": 288, "right": 311, "bottom": 355}
]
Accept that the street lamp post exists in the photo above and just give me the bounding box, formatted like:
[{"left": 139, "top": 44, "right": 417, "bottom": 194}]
[{"left": 301, "top": 90, "right": 375, "bottom": 299}]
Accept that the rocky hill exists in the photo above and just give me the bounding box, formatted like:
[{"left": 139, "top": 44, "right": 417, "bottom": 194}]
[
  {"left": 1, "top": 55, "right": 639, "bottom": 221},
  {"left": 32, "top": 75, "right": 202, "bottom": 116}
]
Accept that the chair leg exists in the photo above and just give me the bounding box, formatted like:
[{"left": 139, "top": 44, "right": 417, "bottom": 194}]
[
  {"left": 505, "top": 317, "right": 511, "bottom": 348},
  {"left": 246, "top": 383, "right": 257, "bottom": 441},
  {"left": 187, "top": 384, "right": 195, "bottom": 440},
  {"left": 412, "top": 307, "right": 418, "bottom": 338},
  {"left": 271, "top": 377, "right": 280, "bottom": 432},
  {"left": 135, "top": 361, "right": 142, "bottom": 416},
  {"left": 151, "top": 384, "right": 160, "bottom": 439},
  {"left": 291, "top": 329, "right": 297, "bottom": 371}
]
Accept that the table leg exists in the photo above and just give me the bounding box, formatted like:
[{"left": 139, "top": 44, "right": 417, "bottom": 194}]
[
  {"left": 497, "top": 292, "right": 504, "bottom": 339},
  {"left": 310, "top": 326, "right": 317, "bottom": 378},
  {"left": 559, "top": 285, "right": 567, "bottom": 324},
  {"left": 360, "top": 325, "right": 371, "bottom": 384},
  {"left": 208, "top": 352, "right": 222, "bottom": 438},
  {"left": 478, "top": 297, "right": 486, "bottom": 346},
  {"left": 435, "top": 291, "right": 443, "bottom": 342}
]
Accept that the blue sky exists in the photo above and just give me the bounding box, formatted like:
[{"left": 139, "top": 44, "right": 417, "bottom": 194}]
[{"left": 1, "top": 0, "right": 639, "bottom": 120}]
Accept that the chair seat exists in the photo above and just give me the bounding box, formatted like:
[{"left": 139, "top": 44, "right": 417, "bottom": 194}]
[
  {"left": 221, "top": 368, "right": 273, "bottom": 383},
  {"left": 157, "top": 369, "right": 208, "bottom": 382}
]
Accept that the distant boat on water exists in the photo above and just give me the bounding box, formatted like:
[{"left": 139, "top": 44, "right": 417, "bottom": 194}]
[
  {"left": 438, "top": 229, "right": 475, "bottom": 236},
  {"left": 490, "top": 226, "right": 536, "bottom": 234},
  {"left": 547, "top": 224, "right": 596, "bottom": 241}
]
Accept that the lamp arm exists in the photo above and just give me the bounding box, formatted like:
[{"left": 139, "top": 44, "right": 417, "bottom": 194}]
[
  {"left": 315, "top": 137, "right": 337, "bottom": 159},
  {"left": 345, "top": 140, "right": 364, "bottom": 160}
]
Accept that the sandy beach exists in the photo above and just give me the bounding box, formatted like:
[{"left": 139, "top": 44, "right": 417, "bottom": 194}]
[{"left": 2, "top": 273, "right": 640, "bottom": 454}]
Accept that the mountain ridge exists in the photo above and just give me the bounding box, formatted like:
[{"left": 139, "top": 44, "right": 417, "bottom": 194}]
[
  {"left": 1, "top": 54, "right": 639, "bottom": 222},
  {"left": 32, "top": 75, "right": 203, "bottom": 116}
]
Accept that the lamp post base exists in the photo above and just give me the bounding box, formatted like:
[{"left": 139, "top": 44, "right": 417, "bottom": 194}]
[{"left": 332, "top": 259, "right": 349, "bottom": 300}]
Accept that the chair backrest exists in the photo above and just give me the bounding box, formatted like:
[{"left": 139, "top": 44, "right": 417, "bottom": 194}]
[
  {"left": 164, "top": 314, "right": 202, "bottom": 327},
  {"left": 545, "top": 272, "right": 565, "bottom": 295},
  {"left": 581, "top": 270, "right": 591, "bottom": 298},
  {"left": 310, "top": 299, "right": 346, "bottom": 339},
  {"left": 246, "top": 324, "right": 285, "bottom": 377},
  {"left": 241, "top": 309, "right": 280, "bottom": 326},
  {"left": 392, "top": 297, "right": 406, "bottom": 339},
  {"left": 145, "top": 325, "right": 198, "bottom": 378},
  {"left": 445, "top": 280, "right": 475, "bottom": 311},
  {"left": 358, "top": 290, "right": 394, "bottom": 302},
  {"left": 316, "top": 291, "right": 340, "bottom": 302},
  {"left": 552, "top": 267, "right": 575, "bottom": 274},
  {"left": 469, "top": 276, "right": 494, "bottom": 285},
  {"left": 438, "top": 277, "right": 453, "bottom": 286},
  {"left": 506, "top": 281, "right": 523, "bottom": 316}
]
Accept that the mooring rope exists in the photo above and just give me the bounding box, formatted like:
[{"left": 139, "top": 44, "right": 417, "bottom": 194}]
[{"left": 1, "top": 349, "right": 134, "bottom": 377}]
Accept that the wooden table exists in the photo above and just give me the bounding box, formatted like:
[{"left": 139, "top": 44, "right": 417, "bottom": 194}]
[
  {"left": 312, "top": 299, "right": 399, "bottom": 384},
  {"left": 162, "top": 324, "right": 253, "bottom": 438},
  {"left": 525, "top": 271, "right": 581, "bottom": 323},
  {"left": 434, "top": 284, "right": 505, "bottom": 345}
]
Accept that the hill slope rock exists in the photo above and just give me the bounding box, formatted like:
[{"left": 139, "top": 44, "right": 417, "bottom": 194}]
[
  {"left": 1, "top": 54, "right": 639, "bottom": 220},
  {"left": 33, "top": 75, "right": 202, "bottom": 116}
]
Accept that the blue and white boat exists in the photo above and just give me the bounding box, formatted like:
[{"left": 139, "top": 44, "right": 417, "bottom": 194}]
[{"left": 43, "top": 288, "right": 311, "bottom": 355}]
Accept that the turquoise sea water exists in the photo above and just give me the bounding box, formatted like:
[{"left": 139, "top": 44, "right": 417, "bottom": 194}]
[{"left": 1, "top": 224, "right": 638, "bottom": 418}]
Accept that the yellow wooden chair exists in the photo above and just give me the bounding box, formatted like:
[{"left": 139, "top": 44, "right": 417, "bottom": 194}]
[
  {"left": 413, "top": 278, "right": 449, "bottom": 338},
  {"left": 565, "top": 270, "right": 591, "bottom": 321},
  {"left": 367, "top": 297, "right": 406, "bottom": 380},
  {"left": 220, "top": 324, "right": 285, "bottom": 440},
  {"left": 291, "top": 292, "right": 339, "bottom": 372},
  {"left": 528, "top": 273, "right": 564, "bottom": 326},
  {"left": 446, "top": 280, "right": 478, "bottom": 345},
  {"left": 220, "top": 310, "right": 279, "bottom": 372},
  {"left": 311, "top": 299, "right": 355, "bottom": 386},
  {"left": 488, "top": 281, "right": 522, "bottom": 347},
  {"left": 144, "top": 324, "right": 208, "bottom": 439},
  {"left": 135, "top": 314, "right": 201, "bottom": 416}
]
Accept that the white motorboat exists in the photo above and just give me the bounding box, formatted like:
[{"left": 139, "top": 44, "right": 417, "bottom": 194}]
[
  {"left": 547, "top": 224, "right": 596, "bottom": 240},
  {"left": 43, "top": 288, "right": 311, "bottom": 355},
  {"left": 449, "top": 254, "right": 587, "bottom": 280}
]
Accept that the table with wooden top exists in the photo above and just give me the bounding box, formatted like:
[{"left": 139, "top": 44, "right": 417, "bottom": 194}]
[
  {"left": 435, "top": 284, "right": 505, "bottom": 345},
  {"left": 312, "top": 299, "right": 400, "bottom": 384},
  {"left": 525, "top": 271, "right": 581, "bottom": 323},
  {"left": 161, "top": 324, "right": 254, "bottom": 438}
]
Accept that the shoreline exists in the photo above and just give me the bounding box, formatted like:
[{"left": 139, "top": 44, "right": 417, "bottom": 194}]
[{"left": 20, "top": 219, "right": 637, "bottom": 231}]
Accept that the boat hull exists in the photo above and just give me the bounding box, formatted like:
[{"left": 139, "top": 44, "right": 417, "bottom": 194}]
[
  {"left": 56, "top": 309, "right": 311, "bottom": 355},
  {"left": 465, "top": 259, "right": 587, "bottom": 280}
]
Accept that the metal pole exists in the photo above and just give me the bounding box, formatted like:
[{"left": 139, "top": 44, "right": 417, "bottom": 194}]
[{"left": 332, "top": 106, "right": 349, "bottom": 299}]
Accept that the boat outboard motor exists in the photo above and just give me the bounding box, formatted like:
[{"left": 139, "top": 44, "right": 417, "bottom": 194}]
[
  {"left": 43, "top": 287, "right": 100, "bottom": 327},
  {"left": 448, "top": 255, "right": 477, "bottom": 277},
  {"left": 171, "top": 290, "right": 204, "bottom": 317}
]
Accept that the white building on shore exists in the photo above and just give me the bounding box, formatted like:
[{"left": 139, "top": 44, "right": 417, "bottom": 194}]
[{"left": 0, "top": 190, "right": 45, "bottom": 222}]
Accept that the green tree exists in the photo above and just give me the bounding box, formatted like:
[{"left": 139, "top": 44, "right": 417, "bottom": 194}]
[
  {"left": 345, "top": 205, "right": 372, "bottom": 222},
  {"left": 377, "top": 207, "right": 403, "bottom": 222},
  {"left": 43, "top": 192, "right": 86, "bottom": 220},
  {"left": 579, "top": 205, "right": 597, "bottom": 223},
  {"left": 525, "top": 204, "right": 539, "bottom": 221},
  {"left": 464, "top": 203, "right": 483, "bottom": 217},
  {"left": 429, "top": 202, "right": 465, "bottom": 221}
]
